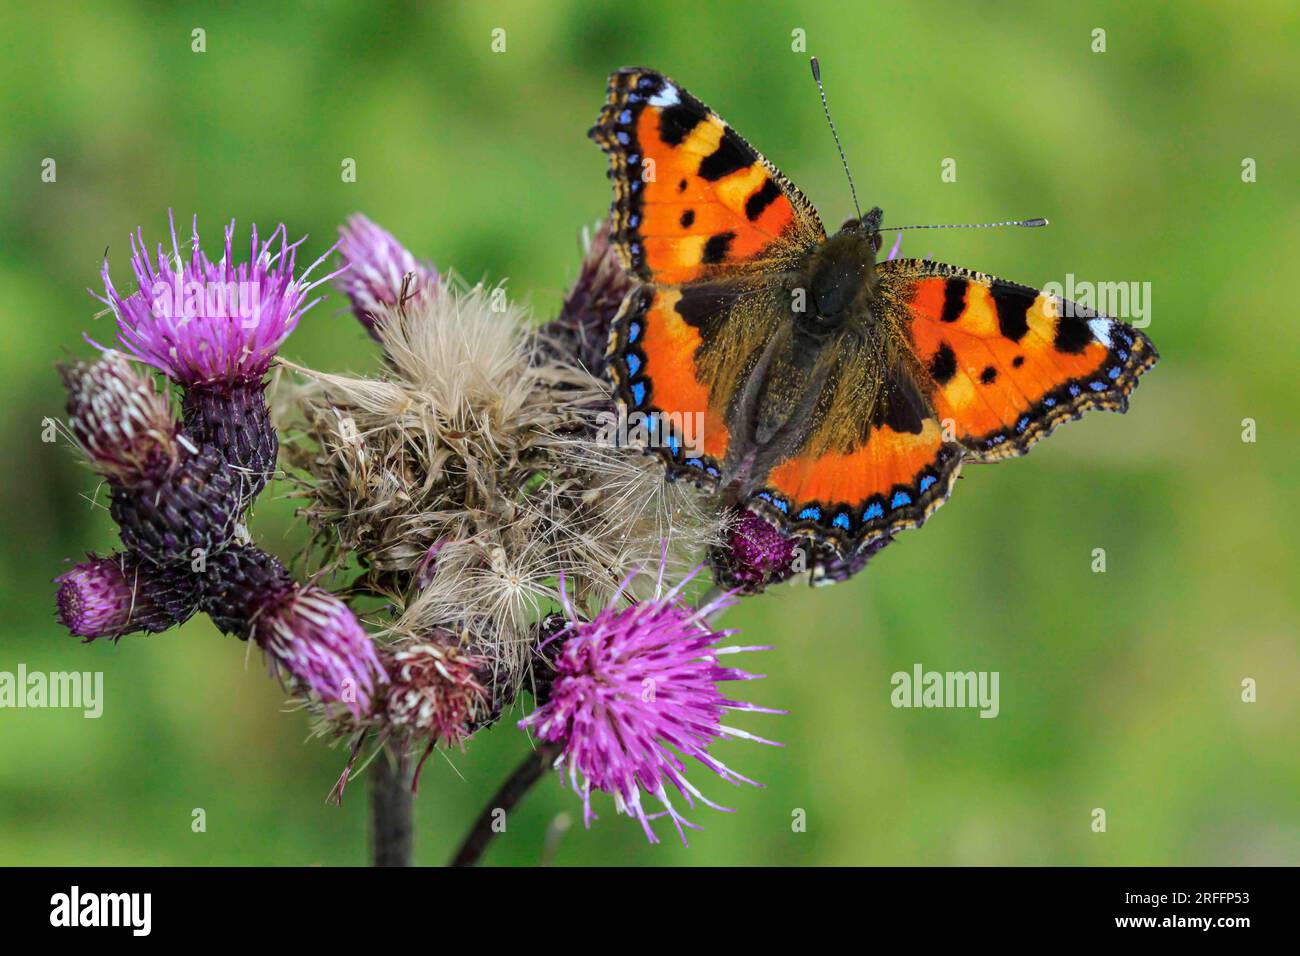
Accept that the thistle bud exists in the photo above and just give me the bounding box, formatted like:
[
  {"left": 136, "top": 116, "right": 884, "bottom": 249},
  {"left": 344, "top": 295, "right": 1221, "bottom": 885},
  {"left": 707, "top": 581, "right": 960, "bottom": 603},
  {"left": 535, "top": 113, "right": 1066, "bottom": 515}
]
[{"left": 55, "top": 552, "right": 200, "bottom": 641}]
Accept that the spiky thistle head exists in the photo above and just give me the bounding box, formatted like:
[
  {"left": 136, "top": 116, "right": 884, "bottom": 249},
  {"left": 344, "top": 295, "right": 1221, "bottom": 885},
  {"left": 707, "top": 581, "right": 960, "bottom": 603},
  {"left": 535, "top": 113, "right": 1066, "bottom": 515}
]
[
  {"left": 710, "top": 510, "right": 895, "bottom": 590},
  {"left": 97, "top": 211, "right": 337, "bottom": 387},
  {"left": 378, "top": 638, "right": 490, "bottom": 744},
  {"left": 709, "top": 509, "right": 801, "bottom": 594},
  {"left": 519, "top": 563, "right": 782, "bottom": 844},
  {"left": 54, "top": 552, "right": 200, "bottom": 641},
  {"left": 60, "top": 351, "right": 185, "bottom": 484},
  {"left": 335, "top": 214, "right": 438, "bottom": 338},
  {"left": 258, "top": 585, "right": 385, "bottom": 718},
  {"left": 305, "top": 629, "right": 500, "bottom": 803}
]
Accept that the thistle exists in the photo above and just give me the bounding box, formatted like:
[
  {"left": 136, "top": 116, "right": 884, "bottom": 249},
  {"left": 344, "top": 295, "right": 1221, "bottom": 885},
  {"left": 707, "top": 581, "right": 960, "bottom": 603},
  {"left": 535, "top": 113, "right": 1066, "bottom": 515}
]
[
  {"left": 519, "top": 565, "right": 781, "bottom": 844},
  {"left": 98, "top": 212, "right": 338, "bottom": 501},
  {"left": 709, "top": 510, "right": 801, "bottom": 594},
  {"left": 278, "top": 269, "right": 724, "bottom": 696},
  {"left": 49, "top": 210, "right": 861, "bottom": 865},
  {"left": 379, "top": 640, "right": 489, "bottom": 750},
  {"left": 55, "top": 553, "right": 201, "bottom": 641},
  {"left": 59, "top": 351, "right": 182, "bottom": 485},
  {"left": 335, "top": 214, "right": 438, "bottom": 338},
  {"left": 308, "top": 630, "right": 500, "bottom": 803},
  {"left": 60, "top": 353, "right": 242, "bottom": 565},
  {"left": 710, "top": 508, "right": 893, "bottom": 591}
]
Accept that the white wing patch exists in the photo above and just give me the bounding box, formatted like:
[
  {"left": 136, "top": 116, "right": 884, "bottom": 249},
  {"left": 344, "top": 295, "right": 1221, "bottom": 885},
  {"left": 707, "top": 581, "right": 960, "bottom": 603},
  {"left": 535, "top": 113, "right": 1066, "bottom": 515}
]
[
  {"left": 1088, "top": 317, "right": 1114, "bottom": 347},
  {"left": 648, "top": 83, "right": 680, "bottom": 108}
]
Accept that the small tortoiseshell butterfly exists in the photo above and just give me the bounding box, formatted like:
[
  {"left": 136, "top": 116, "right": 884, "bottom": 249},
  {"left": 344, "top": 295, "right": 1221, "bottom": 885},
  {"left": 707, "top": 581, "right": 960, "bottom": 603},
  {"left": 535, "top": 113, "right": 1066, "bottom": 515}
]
[{"left": 591, "top": 66, "right": 1158, "bottom": 575}]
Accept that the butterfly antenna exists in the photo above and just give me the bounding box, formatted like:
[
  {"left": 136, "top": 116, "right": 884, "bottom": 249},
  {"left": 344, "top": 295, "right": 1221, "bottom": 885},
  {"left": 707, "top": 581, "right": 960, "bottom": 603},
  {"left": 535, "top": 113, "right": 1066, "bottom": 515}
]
[
  {"left": 810, "top": 57, "right": 862, "bottom": 222},
  {"left": 880, "top": 218, "right": 1050, "bottom": 230}
]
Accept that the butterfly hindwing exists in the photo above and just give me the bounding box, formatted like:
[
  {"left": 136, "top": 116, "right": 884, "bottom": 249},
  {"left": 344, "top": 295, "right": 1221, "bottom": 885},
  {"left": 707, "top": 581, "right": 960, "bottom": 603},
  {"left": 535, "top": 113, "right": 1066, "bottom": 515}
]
[
  {"left": 606, "top": 285, "right": 735, "bottom": 478},
  {"left": 879, "top": 258, "right": 1158, "bottom": 461},
  {"left": 746, "top": 358, "right": 964, "bottom": 551}
]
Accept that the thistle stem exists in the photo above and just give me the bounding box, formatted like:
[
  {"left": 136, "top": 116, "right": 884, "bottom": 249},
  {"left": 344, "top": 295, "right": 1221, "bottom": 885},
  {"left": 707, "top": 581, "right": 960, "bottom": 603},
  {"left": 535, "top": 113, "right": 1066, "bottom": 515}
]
[
  {"left": 369, "top": 744, "right": 414, "bottom": 867},
  {"left": 449, "top": 742, "right": 560, "bottom": 867}
]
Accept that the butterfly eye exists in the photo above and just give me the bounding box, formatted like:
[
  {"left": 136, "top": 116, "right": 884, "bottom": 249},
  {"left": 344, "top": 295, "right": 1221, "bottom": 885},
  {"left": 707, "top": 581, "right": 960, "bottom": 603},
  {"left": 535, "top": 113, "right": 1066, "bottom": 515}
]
[{"left": 870, "top": 232, "right": 883, "bottom": 254}]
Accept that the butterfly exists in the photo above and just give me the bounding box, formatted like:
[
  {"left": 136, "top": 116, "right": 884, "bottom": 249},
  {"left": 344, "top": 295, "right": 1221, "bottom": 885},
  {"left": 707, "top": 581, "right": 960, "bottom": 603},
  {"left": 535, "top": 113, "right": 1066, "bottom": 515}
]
[{"left": 590, "top": 66, "right": 1157, "bottom": 577}]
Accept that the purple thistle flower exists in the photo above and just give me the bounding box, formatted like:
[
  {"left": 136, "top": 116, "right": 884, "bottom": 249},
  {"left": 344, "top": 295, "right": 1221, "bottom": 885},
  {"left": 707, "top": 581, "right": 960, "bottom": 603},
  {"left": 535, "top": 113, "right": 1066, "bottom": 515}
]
[
  {"left": 98, "top": 211, "right": 337, "bottom": 387},
  {"left": 519, "top": 565, "right": 781, "bottom": 844},
  {"left": 259, "top": 586, "right": 385, "bottom": 718},
  {"left": 54, "top": 552, "right": 200, "bottom": 641},
  {"left": 55, "top": 558, "right": 131, "bottom": 640},
  {"left": 59, "top": 352, "right": 183, "bottom": 485},
  {"left": 711, "top": 509, "right": 896, "bottom": 590},
  {"left": 709, "top": 510, "right": 800, "bottom": 594},
  {"left": 335, "top": 214, "right": 438, "bottom": 338},
  {"left": 200, "top": 545, "right": 384, "bottom": 716},
  {"left": 96, "top": 212, "right": 339, "bottom": 501}
]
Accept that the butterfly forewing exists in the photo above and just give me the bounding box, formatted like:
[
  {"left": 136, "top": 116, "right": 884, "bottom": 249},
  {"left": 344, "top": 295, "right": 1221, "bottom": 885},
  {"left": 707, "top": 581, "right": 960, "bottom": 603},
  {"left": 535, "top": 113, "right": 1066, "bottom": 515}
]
[
  {"left": 878, "top": 258, "right": 1159, "bottom": 461},
  {"left": 590, "top": 67, "right": 824, "bottom": 283}
]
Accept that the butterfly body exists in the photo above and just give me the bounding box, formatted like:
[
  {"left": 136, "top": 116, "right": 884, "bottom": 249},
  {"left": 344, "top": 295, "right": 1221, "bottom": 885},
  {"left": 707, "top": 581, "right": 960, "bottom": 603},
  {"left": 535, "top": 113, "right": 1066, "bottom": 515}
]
[{"left": 592, "top": 67, "right": 1157, "bottom": 575}]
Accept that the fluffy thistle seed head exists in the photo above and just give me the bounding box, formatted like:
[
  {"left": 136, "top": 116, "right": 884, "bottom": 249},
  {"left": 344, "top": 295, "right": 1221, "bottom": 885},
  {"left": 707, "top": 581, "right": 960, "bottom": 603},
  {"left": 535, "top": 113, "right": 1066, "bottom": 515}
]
[
  {"left": 520, "top": 565, "right": 781, "bottom": 844},
  {"left": 335, "top": 214, "right": 438, "bottom": 338},
  {"left": 277, "top": 272, "right": 725, "bottom": 694},
  {"left": 98, "top": 211, "right": 338, "bottom": 387},
  {"left": 60, "top": 351, "right": 185, "bottom": 484}
]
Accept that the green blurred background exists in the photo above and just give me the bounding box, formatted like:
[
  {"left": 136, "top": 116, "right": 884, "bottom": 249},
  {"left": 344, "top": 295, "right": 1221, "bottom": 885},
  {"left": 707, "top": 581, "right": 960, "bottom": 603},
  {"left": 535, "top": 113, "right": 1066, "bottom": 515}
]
[{"left": 1, "top": 0, "right": 1296, "bottom": 866}]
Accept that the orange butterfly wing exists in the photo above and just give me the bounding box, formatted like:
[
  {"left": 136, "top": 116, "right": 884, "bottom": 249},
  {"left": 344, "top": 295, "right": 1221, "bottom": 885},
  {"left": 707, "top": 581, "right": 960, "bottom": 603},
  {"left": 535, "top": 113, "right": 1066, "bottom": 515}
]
[
  {"left": 592, "top": 68, "right": 824, "bottom": 478},
  {"left": 879, "top": 259, "right": 1159, "bottom": 461},
  {"left": 747, "top": 358, "right": 965, "bottom": 553},
  {"left": 747, "top": 259, "right": 1159, "bottom": 555}
]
